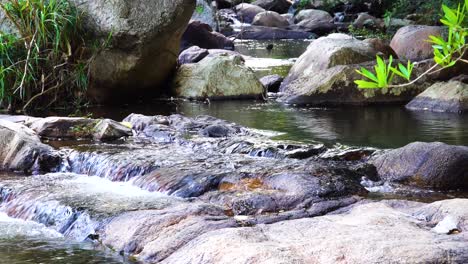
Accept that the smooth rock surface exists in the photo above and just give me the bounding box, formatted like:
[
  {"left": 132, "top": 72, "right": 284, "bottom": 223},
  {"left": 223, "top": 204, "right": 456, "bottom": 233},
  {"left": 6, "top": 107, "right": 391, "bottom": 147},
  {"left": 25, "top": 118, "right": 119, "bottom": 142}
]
[
  {"left": 406, "top": 81, "right": 468, "bottom": 113},
  {"left": 252, "top": 11, "right": 290, "bottom": 28},
  {"left": 390, "top": 25, "right": 445, "bottom": 61},
  {"left": 371, "top": 142, "right": 468, "bottom": 189}
]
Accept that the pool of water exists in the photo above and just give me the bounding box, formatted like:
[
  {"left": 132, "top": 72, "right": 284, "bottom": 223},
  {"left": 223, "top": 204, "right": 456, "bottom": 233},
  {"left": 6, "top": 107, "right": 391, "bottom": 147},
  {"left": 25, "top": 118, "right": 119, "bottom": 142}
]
[{"left": 46, "top": 100, "right": 468, "bottom": 149}]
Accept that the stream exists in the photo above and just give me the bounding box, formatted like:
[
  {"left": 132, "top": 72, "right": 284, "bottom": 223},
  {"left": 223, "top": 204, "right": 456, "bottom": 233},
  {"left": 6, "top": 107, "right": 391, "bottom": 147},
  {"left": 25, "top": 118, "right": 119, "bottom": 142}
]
[{"left": 1, "top": 39, "right": 467, "bottom": 263}]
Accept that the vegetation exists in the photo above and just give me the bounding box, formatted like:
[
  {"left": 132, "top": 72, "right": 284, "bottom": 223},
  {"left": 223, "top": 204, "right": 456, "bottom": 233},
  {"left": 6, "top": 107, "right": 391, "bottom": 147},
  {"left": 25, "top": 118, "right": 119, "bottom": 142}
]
[
  {"left": 355, "top": 0, "right": 467, "bottom": 89},
  {"left": 0, "top": 0, "right": 106, "bottom": 112}
]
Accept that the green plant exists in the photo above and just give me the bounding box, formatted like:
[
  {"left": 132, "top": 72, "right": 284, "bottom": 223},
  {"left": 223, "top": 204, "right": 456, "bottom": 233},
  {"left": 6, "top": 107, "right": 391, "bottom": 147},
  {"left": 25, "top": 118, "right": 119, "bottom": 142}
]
[
  {"left": 355, "top": 1, "right": 467, "bottom": 89},
  {"left": 195, "top": 3, "right": 205, "bottom": 15},
  {"left": 0, "top": 0, "right": 106, "bottom": 112}
]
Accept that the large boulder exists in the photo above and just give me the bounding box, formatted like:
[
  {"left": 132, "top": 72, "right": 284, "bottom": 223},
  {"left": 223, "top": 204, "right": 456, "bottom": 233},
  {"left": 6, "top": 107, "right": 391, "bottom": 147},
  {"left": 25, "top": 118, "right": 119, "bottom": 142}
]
[
  {"left": 162, "top": 199, "right": 468, "bottom": 264},
  {"left": 251, "top": 0, "right": 292, "bottom": 14},
  {"left": 390, "top": 25, "right": 445, "bottom": 61},
  {"left": 234, "top": 3, "right": 266, "bottom": 23},
  {"left": 172, "top": 54, "right": 264, "bottom": 99},
  {"left": 294, "top": 9, "right": 332, "bottom": 23},
  {"left": 252, "top": 11, "right": 290, "bottom": 28},
  {"left": 279, "top": 34, "right": 426, "bottom": 105},
  {"left": 406, "top": 81, "right": 468, "bottom": 113},
  {"left": 296, "top": 20, "right": 337, "bottom": 36},
  {"left": 70, "top": 0, "right": 196, "bottom": 102},
  {"left": 0, "top": 120, "right": 60, "bottom": 173},
  {"left": 181, "top": 21, "right": 234, "bottom": 50},
  {"left": 27, "top": 117, "right": 98, "bottom": 139},
  {"left": 371, "top": 142, "right": 468, "bottom": 189}
]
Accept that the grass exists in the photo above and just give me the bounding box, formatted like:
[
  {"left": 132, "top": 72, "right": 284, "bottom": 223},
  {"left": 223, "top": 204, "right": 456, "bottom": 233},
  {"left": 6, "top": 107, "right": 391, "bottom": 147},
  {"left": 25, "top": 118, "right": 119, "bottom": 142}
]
[{"left": 0, "top": 0, "right": 104, "bottom": 112}]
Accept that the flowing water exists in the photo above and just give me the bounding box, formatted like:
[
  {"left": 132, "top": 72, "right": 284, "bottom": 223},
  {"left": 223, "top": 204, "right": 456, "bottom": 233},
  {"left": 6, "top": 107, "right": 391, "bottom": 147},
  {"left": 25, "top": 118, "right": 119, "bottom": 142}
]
[{"left": 2, "top": 38, "right": 468, "bottom": 263}]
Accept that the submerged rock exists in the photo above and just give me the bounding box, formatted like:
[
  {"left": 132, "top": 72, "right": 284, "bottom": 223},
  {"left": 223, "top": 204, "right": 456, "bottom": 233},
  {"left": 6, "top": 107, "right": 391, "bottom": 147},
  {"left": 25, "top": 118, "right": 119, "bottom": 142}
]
[
  {"left": 406, "top": 81, "right": 468, "bottom": 113},
  {"left": 279, "top": 34, "right": 427, "bottom": 106},
  {"left": 371, "top": 142, "right": 468, "bottom": 190},
  {"left": 70, "top": 0, "right": 196, "bottom": 102},
  {"left": 172, "top": 54, "right": 264, "bottom": 100},
  {"left": 0, "top": 120, "right": 60, "bottom": 173}
]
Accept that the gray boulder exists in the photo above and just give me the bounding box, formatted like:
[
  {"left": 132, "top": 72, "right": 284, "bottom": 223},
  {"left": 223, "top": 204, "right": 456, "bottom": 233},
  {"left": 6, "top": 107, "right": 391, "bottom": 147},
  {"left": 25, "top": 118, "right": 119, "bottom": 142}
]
[
  {"left": 178, "top": 46, "right": 209, "bottom": 64},
  {"left": 27, "top": 117, "right": 98, "bottom": 139},
  {"left": 234, "top": 3, "right": 266, "bottom": 23},
  {"left": 0, "top": 120, "right": 60, "bottom": 173},
  {"left": 294, "top": 9, "right": 332, "bottom": 23},
  {"left": 390, "top": 25, "right": 445, "bottom": 61},
  {"left": 371, "top": 142, "right": 468, "bottom": 189},
  {"left": 260, "top": 74, "right": 284, "bottom": 92},
  {"left": 406, "top": 81, "right": 468, "bottom": 113},
  {"left": 172, "top": 54, "right": 264, "bottom": 100},
  {"left": 279, "top": 34, "right": 425, "bottom": 105},
  {"left": 252, "top": 11, "right": 290, "bottom": 28},
  {"left": 93, "top": 119, "right": 133, "bottom": 141},
  {"left": 251, "top": 0, "right": 292, "bottom": 14},
  {"left": 70, "top": 0, "right": 196, "bottom": 102}
]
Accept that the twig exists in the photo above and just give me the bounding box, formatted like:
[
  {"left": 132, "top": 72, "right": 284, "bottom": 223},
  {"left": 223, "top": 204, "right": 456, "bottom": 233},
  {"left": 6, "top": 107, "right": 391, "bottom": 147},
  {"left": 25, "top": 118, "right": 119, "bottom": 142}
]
[{"left": 13, "top": 30, "right": 37, "bottom": 97}]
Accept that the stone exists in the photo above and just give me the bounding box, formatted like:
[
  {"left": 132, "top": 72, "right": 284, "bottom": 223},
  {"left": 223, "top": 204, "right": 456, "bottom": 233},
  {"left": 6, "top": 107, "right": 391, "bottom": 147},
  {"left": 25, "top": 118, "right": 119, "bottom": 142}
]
[
  {"left": 260, "top": 74, "right": 284, "bottom": 92},
  {"left": 26, "top": 117, "right": 98, "bottom": 139},
  {"left": 0, "top": 120, "right": 60, "bottom": 173},
  {"left": 162, "top": 199, "right": 468, "bottom": 264},
  {"left": 234, "top": 3, "right": 266, "bottom": 23},
  {"left": 93, "top": 119, "right": 133, "bottom": 141},
  {"left": 251, "top": 0, "right": 292, "bottom": 14},
  {"left": 296, "top": 20, "right": 337, "bottom": 36},
  {"left": 69, "top": 0, "right": 196, "bottom": 102},
  {"left": 172, "top": 54, "right": 264, "bottom": 100},
  {"left": 279, "top": 34, "right": 425, "bottom": 105},
  {"left": 252, "top": 11, "right": 290, "bottom": 28},
  {"left": 181, "top": 21, "right": 234, "bottom": 51},
  {"left": 294, "top": 9, "right": 332, "bottom": 24},
  {"left": 406, "top": 81, "right": 468, "bottom": 113},
  {"left": 390, "top": 25, "right": 445, "bottom": 61},
  {"left": 353, "top": 12, "right": 384, "bottom": 29},
  {"left": 371, "top": 142, "right": 468, "bottom": 189},
  {"left": 178, "top": 46, "right": 209, "bottom": 65}
]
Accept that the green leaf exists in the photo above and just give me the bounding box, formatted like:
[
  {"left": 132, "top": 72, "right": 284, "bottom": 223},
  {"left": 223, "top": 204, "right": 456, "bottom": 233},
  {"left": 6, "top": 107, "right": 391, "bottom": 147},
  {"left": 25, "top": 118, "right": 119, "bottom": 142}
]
[
  {"left": 355, "top": 80, "right": 380, "bottom": 89},
  {"left": 356, "top": 67, "right": 378, "bottom": 82}
]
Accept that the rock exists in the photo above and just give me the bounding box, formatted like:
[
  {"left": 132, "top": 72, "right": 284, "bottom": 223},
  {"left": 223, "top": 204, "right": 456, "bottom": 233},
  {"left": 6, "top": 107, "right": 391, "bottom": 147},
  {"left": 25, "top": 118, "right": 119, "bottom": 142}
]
[
  {"left": 172, "top": 54, "right": 264, "bottom": 100},
  {"left": 432, "top": 215, "right": 459, "bottom": 234},
  {"left": 260, "top": 74, "right": 284, "bottom": 92},
  {"left": 236, "top": 26, "right": 314, "bottom": 40},
  {"left": 252, "top": 11, "right": 290, "bottom": 28},
  {"left": 191, "top": 0, "right": 217, "bottom": 29},
  {"left": 294, "top": 9, "right": 332, "bottom": 24},
  {"left": 178, "top": 46, "right": 209, "bottom": 65},
  {"left": 406, "top": 81, "right": 468, "bottom": 113},
  {"left": 353, "top": 13, "right": 383, "bottom": 29},
  {"left": 0, "top": 120, "right": 60, "bottom": 173},
  {"left": 162, "top": 199, "right": 468, "bottom": 264},
  {"left": 390, "top": 25, "right": 445, "bottom": 61},
  {"left": 26, "top": 117, "right": 98, "bottom": 139},
  {"left": 371, "top": 142, "right": 468, "bottom": 189},
  {"left": 251, "top": 0, "right": 292, "bottom": 14},
  {"left": 181, "top": 21, "right": 234, "bottom": 50},
  {"left": 279, "top": 34, "right": 425, "bottom": 106},
  {"left": 70, "top": 0, "right": 195, "bottom": 102},
  {"left": 234, "top": 3, "right": 266, "bottom": 23},
  {"left": 296, "top": 20, "right": 337, "bottom": 36},
  {"left": 200, "top": 125, "right": 233, "bottom": 138},
  {"left": 93, "top": 119, "right": 133, "bottom": 141},
  {"left": 452, "top": 75, "right": 468, "bottom": 84}
]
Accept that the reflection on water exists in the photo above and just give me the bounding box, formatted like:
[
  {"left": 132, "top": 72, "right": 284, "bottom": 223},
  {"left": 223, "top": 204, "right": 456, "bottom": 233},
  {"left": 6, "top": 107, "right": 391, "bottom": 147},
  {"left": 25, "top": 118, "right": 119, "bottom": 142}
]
[
  {"left": 51, "top": 100, "right": 468, "bottom": 149},
  {"left": 235, "top": 39, "right": 312, "bottom": 59}
]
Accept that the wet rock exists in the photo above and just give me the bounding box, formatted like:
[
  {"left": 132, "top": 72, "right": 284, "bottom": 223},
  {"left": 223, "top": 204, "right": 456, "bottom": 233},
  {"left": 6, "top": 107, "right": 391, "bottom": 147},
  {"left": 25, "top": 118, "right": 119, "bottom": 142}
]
[
  {"left": 27, "top": 117, "right": 98, "bottom": 139},
  {"left": 162, "top": 199, "right": 468, "bottom": 264},
  {"left": 353, "top": 12, "right": 383, "bottom": 29},
  {"left": 122, "top": 114, "right": 169, "bottom": 131},
  {"left": 181, "top": 21, "right": 234, "bottom": 50},
  {"left": 260, "top": 74, "right": 284, "bottom": 93},
  {"left": 371, "top": 142, "right": 468, "bottom": 190},
  {"left": 178, "top": 46, "right": 209, "bottom": 65},
  {"left": 70, "top": 0, "right": 195, "bottom": 103},
  {"left": 252, "top": 0, "right": 292, "bottom": 14},
  {"left": 93, "top": 119, "right": 133, "bottom": 141},
  {"left": 390, "top": 25, "right": 445, "bottom": 61},
  {"left": 296, "top": 20, "right": 337, "bottom": 36},
  {"left": 279, "top": 34, "right": 427, "bottom": 106},
  {"left": 234, "top": 3, "right": 266, "bottom": 24},
  {"left": 252, "top": 11, "right": 290, "bottom": 28},
  {"left": 0, "top": 120, "right": 60, "bottom": 173},
  {"left": 172, "top": 54, "right": 264, "bottom": 100},
  {"left": 294, "top": 9, "right": 332, "bottom": 24},
  {"left": 200, "top": 125, "right": 233, "bottom": 138},
  {"left": 406, "top": 81, "right": 468, "bottom": 113},
  {"left": 236, "top": 26, "right": 314, "bottom": 40}
]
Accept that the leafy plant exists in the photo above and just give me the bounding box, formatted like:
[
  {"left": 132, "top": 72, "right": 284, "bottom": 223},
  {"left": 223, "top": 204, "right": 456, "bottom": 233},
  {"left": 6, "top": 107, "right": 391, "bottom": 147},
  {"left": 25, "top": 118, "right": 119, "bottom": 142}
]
[
  {"left": 355, "top": 1, "right": 467, "bottom": 89},
  {"left": 195, "top": 4, "right": 205, "bottom": 15}
]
